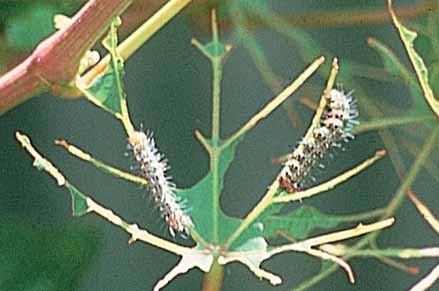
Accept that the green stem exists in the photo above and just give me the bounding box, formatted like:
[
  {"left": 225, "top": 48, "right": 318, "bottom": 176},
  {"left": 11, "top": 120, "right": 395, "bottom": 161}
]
[
  {"left": 223, "top": 57, "right": 332, "bottom": 249},
  {"left": 191, "top": 9, "right": 226, "bottom": 245},
  {"left": 210, "top": 7, "right": 222, "bottom": 144},
  {"left": 293, "top": 126, "right": 439, "bottom": 291},
  {"left": 82, "top": 0, "right": 192, "bottom": 85},
  {"left": 211, "top": 57, "right": 223, "bottom": 243},
  {"left": 293, "top": 235, "right": 373, "bottom": 291},
  {"left": 118, "top": 0, "right": 192, "bottom": 61},
  {"left": 292, "top": 263, "right": 337, "bottom": 291},
  {"left": 211, "top": 58, "right": 222, "bottom": 143},
  {"left": 336, "top": 208, "right": 387, "bottom": 222},
  {"left": 362, "top": 98, "right": 408, "bottom": 178},
  {"left": 106, "top": 22, "right": 135, "bottom": 136},
  {"left": 209, "top": 8, "right": 224, "bottom": 243},
  {"left": 384, "top": 125, "right": 439, "bottom": 216},
  {"left": 353, "top": 115, "right": 435, "bottom": 134},
  {"left": 202, "top": 259, "right": 224, "bottom": 291},
  {"left": 56, "top": 140, "right": 147, "bottom": 185},
  {"left": 340, "top": 248, "right": 439, "bottom": 259},
  {"left": 211, "top": 150, "right": 220, "bottom": 243},
  {"left": 223, "top": 185, "right": 278, "bottom": 248}
]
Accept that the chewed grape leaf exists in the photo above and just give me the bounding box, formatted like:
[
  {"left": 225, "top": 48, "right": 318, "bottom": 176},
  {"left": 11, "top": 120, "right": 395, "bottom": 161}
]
[
  {"left": 177, "top": 23, "right": 340, "bottom": 252},
  {"left": 76, "top": 9, "right": 346, "bottom": 257},
  {"left": 0, "top": 219, "right": 98, "bottom": 291},
  {"left": 79, "top": 18, "right": 124, "bottom": 116},
  {"left": 262, "top": 205, "right": 342, "bottom": 240},
  {"left": 154, "top": 244, "right": 214, "bottom": 291},
  {"left": 177, "top": 137, "right": 264, "bottom": 250},
  {"left": 177, "top": 134, "right": 341, "bottom": 249},
  {"left": 84, "top": 63, "right": 123, "bottom": 115},
  {"left": 383, "top": 2, "right": 439, "bottom": 117},
  {"left": 368, "top": 37, "right": 430, "bottom": 115},
  {"left": 68, "top": 185, "right": 89, "bottom": 216}
]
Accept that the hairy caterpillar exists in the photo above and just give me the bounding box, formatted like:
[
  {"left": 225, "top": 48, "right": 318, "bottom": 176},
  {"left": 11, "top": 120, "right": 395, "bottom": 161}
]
[
  {"left": 128, "top": 130, "right": 193, "bottom": 236},
  {"left": 280, "top": 88, "right": 358, "bottom": 193}
]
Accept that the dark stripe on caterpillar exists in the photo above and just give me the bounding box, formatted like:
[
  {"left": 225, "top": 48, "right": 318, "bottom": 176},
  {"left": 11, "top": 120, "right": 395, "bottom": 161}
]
[
  {"left": 128, "top": 130, "right": 193, "bottom": 236},
  {"left": 280, "top": 88, "right": 358, "bottom": 193}
]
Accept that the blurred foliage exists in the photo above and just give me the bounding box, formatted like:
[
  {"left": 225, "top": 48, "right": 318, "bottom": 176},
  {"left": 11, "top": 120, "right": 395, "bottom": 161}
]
[
  {"left": 0, "top": 1, "right": 84, "bottom": 72},
  {"left": 0, "top": 1, "right": 83, "bottom": 49},
  {"left": 0, "top": 219, "right": 99, "bottom": 291}
]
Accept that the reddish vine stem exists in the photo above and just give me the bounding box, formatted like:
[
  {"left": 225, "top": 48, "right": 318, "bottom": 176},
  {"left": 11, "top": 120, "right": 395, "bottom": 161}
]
[
  {"left": 0, "top": 58, "right": 47, "bottom": 114},
  {"left": 0, "top": 0, "right": 132, "bottom": 114}
]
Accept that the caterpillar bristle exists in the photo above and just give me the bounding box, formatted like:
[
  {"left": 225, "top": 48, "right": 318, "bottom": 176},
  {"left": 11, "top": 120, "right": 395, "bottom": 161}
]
[
  {"left": 128, "top": 130, "right": 193, "bottom": 236},
  {"left": 280, "top": 88, "right": 359, "bottom": 193}
]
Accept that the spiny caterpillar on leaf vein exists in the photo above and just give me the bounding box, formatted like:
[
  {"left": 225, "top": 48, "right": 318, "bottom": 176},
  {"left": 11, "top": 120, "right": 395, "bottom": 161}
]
[
  {"left": 128, "top": 130, "right": 193, "bottom": 236},
  {"left": 280, "top": 88, "right": 359, "bottom": 193}
]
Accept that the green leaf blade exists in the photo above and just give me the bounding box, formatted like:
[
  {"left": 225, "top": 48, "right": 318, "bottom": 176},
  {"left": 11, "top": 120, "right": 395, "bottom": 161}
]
[
  {"left": 262, "top": 205, "right": 342, "bottom": 240},
  {"left": 80, "top": 18, "right": 125, "bottom": 117},
  {"left": 83, "top": 63, "right": 123, "bottom": 115},
  {"left": 68, "top": 186, "right": 88, "bottom": 216},
  {"left": 178, "top": 137, "right": 264, "bottom": 248}
]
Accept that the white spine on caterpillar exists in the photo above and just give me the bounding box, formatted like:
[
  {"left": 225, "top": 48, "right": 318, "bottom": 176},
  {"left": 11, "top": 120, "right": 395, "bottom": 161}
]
[
  {"left": 128, "top": 130, "right": 193, "bottom": 236},
  {"left": 280, "top": 88, "right": 358, "bottom": 193}
]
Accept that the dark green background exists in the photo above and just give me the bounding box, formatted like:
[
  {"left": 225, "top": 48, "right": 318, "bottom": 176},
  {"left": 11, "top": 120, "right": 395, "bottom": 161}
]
[{"left": 1, "top": 1, "right": 438, "bottom": 290}]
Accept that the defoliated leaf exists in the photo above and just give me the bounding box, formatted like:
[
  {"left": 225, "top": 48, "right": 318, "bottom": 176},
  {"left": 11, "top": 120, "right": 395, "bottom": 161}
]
[
  {"left": 177, "top": 19, "right": 326, "bottom": 253},
  {"left": 80, "top": 19, "right": 124, "bottom": 116},
  {"left": 218, "top": 237, "right": 282, "bottom": 285},
  {"left": 178, "top": 137, "right": 263, "bottom": 249},
  {"left": 84, "top": 63, "right": 123, "bottom": 115},
  {"left": 5, "top": 3, "right": 57, "bottom": 50},
  {"left": 153, "top": 244, "right": 213, "bottom": 291},
  {"left": 102, "top": 17, "right": 122, "bottom": 51},
  {"left": 262, "top": 205, "right": 342, "bottom": 240},
  {"left": 389, "top": 2, "right": 439, "bottom": 117}
]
